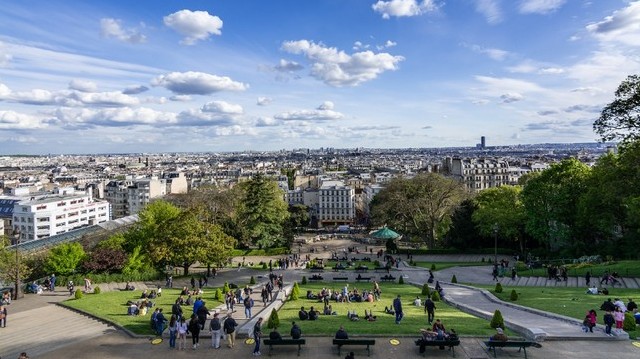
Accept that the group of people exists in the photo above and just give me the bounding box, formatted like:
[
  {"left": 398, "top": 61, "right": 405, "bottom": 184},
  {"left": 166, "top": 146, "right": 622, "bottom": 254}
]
[
  {"left": 583, "top": 297, "right": 639, "bottom": 335},
  {"left": 416, "top": 319, "right": 459, "bottom": 353}
]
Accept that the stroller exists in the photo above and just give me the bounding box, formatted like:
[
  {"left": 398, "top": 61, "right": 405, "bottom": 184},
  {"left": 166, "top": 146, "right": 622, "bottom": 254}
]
[{"left": 67, "top": 281, "right": 75, "bottom": 296}]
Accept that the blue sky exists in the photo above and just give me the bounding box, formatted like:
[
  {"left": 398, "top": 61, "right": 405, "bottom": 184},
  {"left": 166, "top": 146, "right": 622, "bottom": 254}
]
[{"left": 1, "top": 0, "right": 639, "bottom": 154}]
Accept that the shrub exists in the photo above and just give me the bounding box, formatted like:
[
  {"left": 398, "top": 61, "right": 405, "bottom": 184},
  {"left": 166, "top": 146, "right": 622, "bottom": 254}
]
[
  {"left": 398, "top": 276, "right": 405, "bottom": 284},
  {"left": 250, "top": 276, "right": 256, "bottom": 285},
  {"left": 223, "top": 282, "right": 230, "bottom": 294},
  {"left": 431, "top": 291, "right": 441, "bottom": 302},
  {"left": 214, "top": 288, "right": 223, "bottom": 302},
  {"left": 490, "top": 310, "right": 504, "bottom": 329},
  {"left": 451, "top": 275, "right": 457, "bottom": 283},
  {"left": 301, "top": 276, "right": 308, "bottom": 285},
  {"left": 623, "top": 312, "right": 637, "bottom": 332},
  {"left": 290, "top": 282, "right": 300, "bottom": 300},
  {"left": 262, "top": 263, "right": 268, "bottom": 270},
  {"left": 494, "top": 283, "right": 503, "bottom": 293},
  {"left": 481, "top": 257, "right": 485, "bottom": 262},
  {"left": 421, "top": 283, "right": 430, "bottom": 296},
  {"left": 267, "top": 308, "right": 280, "bottom": 329},
  {"left": 510, "top": 289, "right": 518, "bottom": 301},
  {"left": 93, "top": 286, "right": 101, "bottom": 294},
  {"left": 74, "top": 289, "right": 83, "bottom": 300},
  {"left": 430, "top": 264, "right": 436, "bottom": 271}
]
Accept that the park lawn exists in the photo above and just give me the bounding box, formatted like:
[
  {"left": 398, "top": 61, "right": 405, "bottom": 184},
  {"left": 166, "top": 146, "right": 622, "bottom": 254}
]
[
  {"left": 413, "top": 262, "right": 490, "bottom": 271},
  {"left": 516, "top": 260, "right": 640, "bottom": 278},
  {"left": 63, "top": 287, "right": 225, "bottom": 335},
  {"left": 478, "top": 285, "right": 638, "bottom": 331},
  {"left": 276, "top": 282, "right": 502, "bottom": 337}
]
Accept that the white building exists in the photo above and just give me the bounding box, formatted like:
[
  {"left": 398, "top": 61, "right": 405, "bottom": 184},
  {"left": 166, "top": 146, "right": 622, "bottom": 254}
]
[
  {"left": 363, "top": 184, "right": 385, "bottom": 216},
  {"left": 318, "top": 180, "right": 355, "bottom": 227},
  {"left": 12, "top": 189, "right": 110, "bottom": 242},
  {"left": 105, "top": 175, "right": 183, "bottom": 219},
  {"left": 449, "top": 158, "right": 510, "bottom": 192}
]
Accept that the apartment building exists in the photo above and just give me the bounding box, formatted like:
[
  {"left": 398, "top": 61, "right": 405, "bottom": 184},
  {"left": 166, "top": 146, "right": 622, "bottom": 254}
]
[
  {"left": 362, "top": 184, "right": 385, "bottom": 216},
  {"left": 318, "top": 180, "right": 355, "bottom": 227},
  {"left": 105, "top": 177, "right": 166, "bottom": 219},
  {"left": 11, "top": 188, "right": 110, "bottom": 242},
  {"left": 449, "top": 157, "right": 510, "bottom": 191}
]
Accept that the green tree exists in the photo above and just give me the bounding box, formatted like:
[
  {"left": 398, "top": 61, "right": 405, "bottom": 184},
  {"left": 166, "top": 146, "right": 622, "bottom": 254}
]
[
  {"left": 521, "top": 159, "right": 591, "bottom": 253},
  {"left": 447, "top": 199, "right": 480, "bottom": 249},
  {"left": 236, "top": 174, "right": 289, "bottom": 248},
  {"left": 0, "top": 237, "right": 32, "bottom": 291},
  {"left": 267, "top": 308, "right": 280, "bottom": 329},
  {"left": 290, "top": 282, "right": 300, "bottom": 300},
  {"left": 288, "top": 204, "right": 310, "bottom": 232},
  {"left": 370, "top": 173, "right": 467, "bottom": 248},
  {"left": 45, "top": 242, "right": 86, "bottom": 275},
  {"left": 594, "top": 74, "right": 640, "bottom": 143},
  {"left": 490, "top": 310, "right": 505, "bottom": 329},
  {"left": 472, "top": 186, "right": 526, "bottom": 252},
  {"left": 124, "top": 200, "right": 181, "bottom": 252},
  {"left": 122, "top": 245, "right": 152, "bottom": 276}
]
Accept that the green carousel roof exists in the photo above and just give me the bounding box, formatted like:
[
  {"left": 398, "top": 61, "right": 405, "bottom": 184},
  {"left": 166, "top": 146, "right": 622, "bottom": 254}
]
[{"left": 370, "top": 227, "right": 401, "bottom": 239}]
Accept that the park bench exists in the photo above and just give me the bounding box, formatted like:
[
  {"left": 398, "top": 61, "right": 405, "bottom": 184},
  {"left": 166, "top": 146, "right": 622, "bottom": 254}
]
[
  {"left": 380, "top": 275, "right": 396, "bottom": 282},
  {"left": 415, "top": 339, "right": 460, "bottom": 357},
  {"left": 333, "top": 277, "right": 349, "bottom": 281},
  {"left": 308, "top": 276, "right": 323, "bottom": 281},
  {"left": 309, "top": 267, "right": 324, "bottom": 273},
  {"left": 263, "top": 338, "right": 306, "bottom": 356},
  {"left": 333, "top": 265, "right": 346, "bottom": 272},
  {"left": 484, "top": 340, "right": 538, "bottom": 359},
  {"left": 355, "top": 266, "right": 369, "bottom": 273},
  {"left": 333, "top": 338, "right": 376, "bottom": 356},
  {"left": 356, "top": 276, "right": 372, "bottom": 282}
]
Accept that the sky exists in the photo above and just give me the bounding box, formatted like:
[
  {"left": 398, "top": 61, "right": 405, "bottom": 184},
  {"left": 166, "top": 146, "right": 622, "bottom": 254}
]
[{"left": 1, "top": 0, "right": 639, "bottom": 154}]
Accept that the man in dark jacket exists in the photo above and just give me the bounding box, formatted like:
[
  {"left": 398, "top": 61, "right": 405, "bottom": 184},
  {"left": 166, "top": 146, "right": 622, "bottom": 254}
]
[
  {"left": 171, "top": 298, "right": 183, "bottom": 321},
  {"left": 196, "top": 302, "right": 209, "bottom": 330},
  {"left": 223, "top": 314, "right": 238, "bottom": 348},
  {"left": 335, "top": 325, "right": 349, "bottom": 339},
  {"left": 600, "top": 298, "right": 616, "bottom": 312},
  {"left": 424, "top": 297, "right": 436, "bottom": 324},
  {"left": 290, "top": 321, "right": 302, "bottom": 339},
  {"left": 393, "top": 295, "right": 403, "bottom": 324}
]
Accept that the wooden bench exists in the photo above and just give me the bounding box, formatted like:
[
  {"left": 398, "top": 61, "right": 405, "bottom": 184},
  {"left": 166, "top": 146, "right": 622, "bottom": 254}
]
[
  {"left": 484, "top": 341, "right": 538, "bottom": 359},
  {"left": 333, "top": 277, "right": 349, "bottom": 281},
  {"left": 333, "top": 338, "right": 376, "bottom": 356},
  {"left": 308, "top": 276, "right": 323, "bottom": 281},
  {"left": 355, "top": 267, "right": 369, "bottom": 273},
  {"left": 333, "top": 266, "right": 346, "bottom": 272},
  {"left": 356, "top": 277, "right": 372, "bottom": 282},
  {"left": 309, "top": 267, "right": 325, "bottom": 273},
  {"left": 380, "top": 276, "right": 396, "bottom": 282},
  {"left": 415, "top": 339, "right": 461, "bottom": 357},
  {"left": 263, "top": 338, "right": 306, "bottom": 356}
]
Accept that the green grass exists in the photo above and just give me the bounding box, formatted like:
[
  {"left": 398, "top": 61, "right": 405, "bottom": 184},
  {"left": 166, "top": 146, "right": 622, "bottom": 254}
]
[
  {"left": 63, "top": 288, "right": 225, "bottom": 335},
  {"left": 413, "top": 262, "right": 490, "bottom": 271},
  {"left": 477, "top": 285, "right": 638, "bottom": 332},
  {"left": 276, "top": 282, "right": 502, "bottom": 337},
  {"left": 517, "top": 260, "right": 640, "bottom": 278}
]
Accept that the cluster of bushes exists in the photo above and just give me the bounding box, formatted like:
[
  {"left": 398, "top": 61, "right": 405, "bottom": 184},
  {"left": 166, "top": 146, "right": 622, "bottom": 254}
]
[
  {"left": 231, "top": 247, "right": 290, "bottom": 256},
  {"left": 58, "top": 270, "right": 161, "bottom": 287}
]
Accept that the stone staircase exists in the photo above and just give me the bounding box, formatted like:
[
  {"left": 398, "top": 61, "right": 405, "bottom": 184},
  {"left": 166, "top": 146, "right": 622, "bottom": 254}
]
[{"left": 496, "top": 275, "right": 640, "bottom": 289}]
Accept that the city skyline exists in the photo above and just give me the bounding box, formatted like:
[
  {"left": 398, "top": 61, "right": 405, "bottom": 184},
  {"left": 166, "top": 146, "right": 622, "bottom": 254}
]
[{"left": 1, "top": 1, "right": 639, "bottom": 154}]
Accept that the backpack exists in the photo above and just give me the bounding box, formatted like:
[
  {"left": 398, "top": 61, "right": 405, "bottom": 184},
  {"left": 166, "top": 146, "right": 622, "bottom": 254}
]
[
  {"left": 224, "top": 318, "right": 235, "bottom": 334},
  {"left": 210, "top": 317, "right": 221, "bottom": 331}
]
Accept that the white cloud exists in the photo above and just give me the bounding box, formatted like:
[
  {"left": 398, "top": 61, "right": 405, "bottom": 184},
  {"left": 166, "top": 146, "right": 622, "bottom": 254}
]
[
  {"left": 122, "top": 85, "right": 149, "bottom": 95},
  {"left": 464, "top": 43, "right": 509, "bottom": 61},
  {"left": 538, "top": 67, "right": 564, "bottom": 74},
  {"left": 201, "top": 100, "right": 244, "bottom": 115},
  {"left": 169, "top": 95, "right": 192, "bottom": 102},
  {"left": 255, "top": 117, "right": 279, "bottom": 127},
  {"left": 163, "top": 10, "right": 223, "bottom": 45},
  {"left": 377, "top": 40, "right": 398, "bottom": 50},
  {"left": 586, "top": 2, "right": 640, "bottom": 46},
  {"left": 151, "top": 71, "right": 248, "bottom": 95},
  {"left": 52, "top": 107, "right": 176, "bottom": 128},
  {"left": 500, "top": 93, "right": 524, "bottom": 103},
  {"left": 475, "top": 75, "right": 545, "bottom": 95},
  {"left": 100, "top": 18, "right": 146, "bottom": 44},
  {"left": 68, "top": 79, "right": 98, "bottom": 92},
  {"left": 257, "top": 97, "right": 272, "bottom": 106},
  {"left": 177, "top": 108, "right": 238, "bottom": 127},
  {"left": 0, "top": 110, "right": 46, "bottom": 129},
  {"left": 474, "top": 0, "right": 503, "bottom": 24},
  {"left": 0, "top": 42, "right": 12, "bottom": 67},
  {"left": 274, "top": 102, "right": 344, "bottom": 122},
  {"left": 70, "top": 91, "right": 140, "bottom": 107},
  {"left": 281, "top": 40, "right": 404, "bottom": 87},
  {"left": 372, "top": 0, "right": 438, "bottom": 19},
  {"left": 472, "top": 99, "right": 490, "bottom": 105},
  {"left": 274, "top": 59, "right": 304, "bottom": 72},
  {"left": 0, "top": 83, "right": 139, "bottom": 107},
  {"left": 519, "top": 0, "right": 566, "bottom": 14}
]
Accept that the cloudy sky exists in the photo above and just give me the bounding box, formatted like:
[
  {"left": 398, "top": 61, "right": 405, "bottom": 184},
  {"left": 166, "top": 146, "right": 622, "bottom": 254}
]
[{"left": 1, "top": 0, "right": 639, "bottom": 154}]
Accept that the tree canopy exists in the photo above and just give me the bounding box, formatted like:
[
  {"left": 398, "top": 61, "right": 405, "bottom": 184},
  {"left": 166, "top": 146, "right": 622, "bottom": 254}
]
[
  {"left": 594, "top": 74, "right": 640, "bottom": 143},
  {"left": 472, "top": 185, "right": 526, "bottom": 252},
  {"left": 44, "top": 242, "right": 86, "bottom": 276}
]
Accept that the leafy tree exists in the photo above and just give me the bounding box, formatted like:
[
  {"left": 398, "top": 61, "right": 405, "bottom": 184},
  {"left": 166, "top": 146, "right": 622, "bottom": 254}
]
[
  {"left": 422, "top": 283, "right": 430, "bottom": 296},
  {"left": 82, "top": 247, "right": 127, "bottom": 273},
  {"left": 370, "top": 173, "right": 467, "bottom": 248},
  {"left": 236, "top": 174, "right": 289, "bottom": 248},
  {"left": 148, "top": 209, "right": 237, "bottom": 275},
  {"left": 472, "top": 186, "right": 526, "bottom": 252},
  {"left": 45, "top": 242, "right": 86, "bottom": 275},
  {"left": 124, "top": 200, "right": 181, "bottom": 252},
  {"left": 288, "top": 204, "right": 310, "bottom": 232},
  {"left": 510, "top": 289, "right": 518, "bottom": 301},
  {"left": 267, "top": 308, "right": 280, "bottom": 329},
  {"left": 122, "top": 246, "right": 152, "bottom": 276},
  {"left": 0, "top": 237, "right": 32, "bottom": 289},
  {"left": 96, "top": 233, "right": 126, "bottom": 250},
  {"left": 521, "top": 159, "right": 591, "bottom": 253},
  {"left": 490, "top": 309, "right": 504, "bottom": 329},
  {"left": 431, "top": 290, "right": 440, "bottom": 302},
  {"left": 494, "top": 283, "right": 503, "bottom": 293},
  {"left": 290, "top": 282, "right": 300, "bottom": 300},
  {"left": 447, "top": 199, "right": 479, "bottom": 249},
  {"left": 594, "top": 74, "right": 640, "bottom": 143}
]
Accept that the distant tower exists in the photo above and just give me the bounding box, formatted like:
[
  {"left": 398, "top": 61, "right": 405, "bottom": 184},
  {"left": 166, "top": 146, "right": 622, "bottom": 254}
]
[{"left": 481, "top": 136, "right": 486, "bottom": 149}]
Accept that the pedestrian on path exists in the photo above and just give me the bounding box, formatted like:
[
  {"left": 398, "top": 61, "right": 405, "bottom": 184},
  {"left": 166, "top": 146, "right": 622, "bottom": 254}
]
[
  {"left": 585, "top": 271, "right": 591, "bottom": 286},
  {"left": 393, "top": 295, "right": 403, "bottom": 324},
  {"left": 0, "top": 304, "right": 7, "bottom": 327},
  {"left": 188, "top": 314, "right": 201, "bottom": 349},
  {"left": 177, "top": 317, "right": 188, "bottom": 350},
  {"left": 253, "top": 317, "right": 263, "bottom": 356},
  {"left": 168, "top": 315, "right": 177, "bottom": 349},
  {"left": 244, "top": 295, "right": 254, "bottom": 319},
  {"left": 603, "top": 310, "right": 615, "bottom": 336},
  {"left": 223, "top": 313, "right": 238, "bottom": 348},
  {"left": 209, "top": 312, "right": 222, "bottom": 349},
  {"left": 424, "top": 297, "right": 436, "bottom": 324}
]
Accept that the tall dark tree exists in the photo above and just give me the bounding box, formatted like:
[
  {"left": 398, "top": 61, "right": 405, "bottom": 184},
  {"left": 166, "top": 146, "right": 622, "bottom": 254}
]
[
  {"left": 370, "top": 173, "right": 467, "bottom": 248},
  {"left": 446, "top": 199, "right": 480, "bottom": 249},
  {"left": 472, "top": 185, "right": 526, "bottom": 253},
  {"left": 594, "top": 74, "right": 640, "bottom": 143}
]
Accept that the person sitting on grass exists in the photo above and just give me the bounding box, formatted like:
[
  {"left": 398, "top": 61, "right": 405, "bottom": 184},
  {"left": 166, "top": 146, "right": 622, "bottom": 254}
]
[
  {"left": 309, "top": 306, "right": 319, "bottom": 321},
  {"left": 384, "top": 306, "right": 395, "bottom": 315},
  {"left": 364, "top": 309, "right": 377, "bottom": 321},
  {"left": 347, "top": 310, "right": 360, "bottom": 321},
  {"left": 324, "top": 304, "right": 333, "bottom": 315},
  {"left": 414, "top": 296, "right": 422, "bottom": 307},
  {"left": 290, "top": 321, "right": 302, "bottom": 339},
  {"left": 299, "top": 306, "right": 309, "bottom": 320}
]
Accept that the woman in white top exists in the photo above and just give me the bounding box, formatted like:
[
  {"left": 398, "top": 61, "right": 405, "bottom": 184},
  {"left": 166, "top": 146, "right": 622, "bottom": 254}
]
[{"left": 177, "top": 317, "right": 188, "bottom": 350}]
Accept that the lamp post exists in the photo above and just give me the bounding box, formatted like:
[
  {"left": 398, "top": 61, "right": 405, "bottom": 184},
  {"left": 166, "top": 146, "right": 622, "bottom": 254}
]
[
  {"left": 12, "top": 228, "right": 23, "bottom": 300},
  {"left": 492, "top": 223, "right": 499, "bottom": 265}
]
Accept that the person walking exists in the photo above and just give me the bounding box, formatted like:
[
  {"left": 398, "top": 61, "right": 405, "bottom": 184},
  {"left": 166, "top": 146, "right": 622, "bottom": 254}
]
[
  {"left": 424, "top": 296, "right": 436, "bottom": 324},
  {"left": 603, "top": 310, "right": 615, "bottom": 336},
  {"left": 168, "top": 315, "right": 177, "bottom": 349},
  {"left": 614, "top": 307, "right": 625, "bottom": 334},
  {"left": 223, "top": 313, "right": 238, "bottom": 348},
  {"left": 209, "top": 312, "right": 222, "bottom": 349},
  {"left": 0, "top": 304, "right": 7, "bottom": 327},
  {"left": 188, "top": 314, "right": 201, "bottom": 349},
  {"left": 393, "top": 294, "right": 404, "bottom": 324},
  {"left": 253, "top": 317, "right": 263, "bottom": 356},
  {"left": 177, "top": 317, "right": 188, "bottom": 350},
  {"left": 585, "top": 271, "right": 591, "bottom": 286},
  {"left": 244, "top": 295, "right": 254, "bottom": 319}
]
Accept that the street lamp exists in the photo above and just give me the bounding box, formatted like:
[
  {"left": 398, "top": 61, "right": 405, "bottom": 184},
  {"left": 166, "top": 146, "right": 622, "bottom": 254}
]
[
  {"left": 492, "top": 223, "right": 499, "bottom": 265},
  {"left": 12, "top": 228, "right": 23, "bottom": 300}
]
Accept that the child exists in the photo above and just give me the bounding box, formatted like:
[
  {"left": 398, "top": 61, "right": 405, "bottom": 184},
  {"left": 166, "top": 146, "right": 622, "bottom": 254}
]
[
  {"left": 613, "top": 307, "right": 625, "bottom": 334},
  {"left": 603, "top": 310, "right": 615, "bottom": 336}
]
